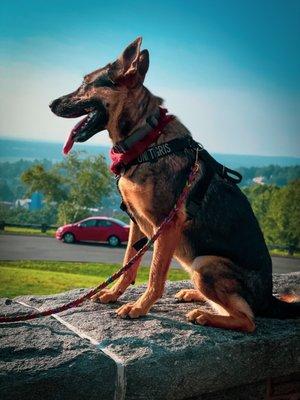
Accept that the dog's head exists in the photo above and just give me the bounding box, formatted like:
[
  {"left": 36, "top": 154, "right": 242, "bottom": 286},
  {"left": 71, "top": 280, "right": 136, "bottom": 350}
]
[{"left": 49, "top": 37, "right": 151, "bottom": 153}]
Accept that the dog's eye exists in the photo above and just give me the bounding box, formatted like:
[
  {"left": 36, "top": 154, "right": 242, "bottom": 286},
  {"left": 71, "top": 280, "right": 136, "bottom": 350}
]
[{"left": 93, "top": 76, "right": 115, "bottom": 88}]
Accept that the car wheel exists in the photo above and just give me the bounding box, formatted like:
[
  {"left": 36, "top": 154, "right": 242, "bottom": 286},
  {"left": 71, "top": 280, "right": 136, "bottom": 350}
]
[
  {"left": 63, "top": 232, "right": 75, "bottom": 244},
  {"left": 108, "top": 235, "right": 120, "bottom": 247}
]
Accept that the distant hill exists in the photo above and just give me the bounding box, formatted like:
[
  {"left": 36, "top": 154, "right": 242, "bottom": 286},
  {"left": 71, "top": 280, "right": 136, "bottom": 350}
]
[
  {"left": 214, "top": 153, "right": 300, "bottom": 169},
  {"left": 0, "top": 138, "right": 108, "bottom": 163},
  {"left": 0, "top": 138, "right": 299, "bottom": 169}
]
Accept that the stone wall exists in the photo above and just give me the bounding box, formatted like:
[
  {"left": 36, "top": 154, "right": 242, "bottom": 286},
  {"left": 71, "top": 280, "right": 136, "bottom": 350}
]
[{"left": 0, "top": 273, "right": 299, "bottom": 400}]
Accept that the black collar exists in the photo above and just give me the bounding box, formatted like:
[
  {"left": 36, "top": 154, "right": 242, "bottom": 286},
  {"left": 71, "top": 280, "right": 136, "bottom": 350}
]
[{"left": 113, "top": 108, "right": 161, "bottom": 153}]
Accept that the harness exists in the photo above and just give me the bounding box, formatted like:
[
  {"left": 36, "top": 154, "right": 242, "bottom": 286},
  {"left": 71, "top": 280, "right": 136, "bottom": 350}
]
[{"left": 112, "top": 109, "right": 242, "bottom": 250}]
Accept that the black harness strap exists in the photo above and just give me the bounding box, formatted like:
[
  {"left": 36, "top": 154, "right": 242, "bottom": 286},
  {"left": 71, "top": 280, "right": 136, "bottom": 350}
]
[
  {"left": 185, "top": 147, "right": 242, "bottom": 219},
  {"left": 122, "top": 137, "right": 242, "bottom": 185},
  {"left": 132, "top": 237, "right": 149, "bottom": 251},
  {"left": 198, "top": 149, "right": 242, "bottom": 185},
  {"left": 115, "top": 137, "right": 243, "bottom": 250},
  {"left": 186, "top": 161, "right": 215, "bottom": 218},
  {"left": 125, "top": 137, "right": 196, "bottom": 170}
]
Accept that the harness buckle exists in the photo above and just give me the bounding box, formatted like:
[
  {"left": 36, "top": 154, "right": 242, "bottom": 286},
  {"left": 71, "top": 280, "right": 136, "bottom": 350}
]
[{"left": 223, "top": 167, "right": 243, "bottom": 184}]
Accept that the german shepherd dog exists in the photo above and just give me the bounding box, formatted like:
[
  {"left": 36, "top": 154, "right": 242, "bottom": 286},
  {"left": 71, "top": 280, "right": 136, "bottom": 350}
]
[{"left": 50, "top": 37, "right": 299, "bottom": 332}]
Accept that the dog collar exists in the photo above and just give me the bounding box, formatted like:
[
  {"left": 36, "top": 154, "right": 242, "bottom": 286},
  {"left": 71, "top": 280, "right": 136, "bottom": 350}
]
[
  {"left": 110, "top": 107, "right": 174, "bottom": 175},
  {"left": 112, "top": 108, "right": 161, "bottom": 153}
]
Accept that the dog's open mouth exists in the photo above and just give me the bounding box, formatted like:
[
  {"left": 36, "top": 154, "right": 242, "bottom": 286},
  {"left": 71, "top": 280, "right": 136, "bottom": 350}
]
[{"left": 63, "top": 109, "right": 104, "bottom": 155}]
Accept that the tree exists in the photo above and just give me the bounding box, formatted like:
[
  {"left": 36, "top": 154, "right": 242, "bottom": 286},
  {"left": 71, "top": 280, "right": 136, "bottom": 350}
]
[
  {"left": 267, "top": 180, "right": 300, "bottom": 253},
  {"left": 22, "top": 165, "right": 66, "bottom": 203},
  {"left": 243, "top": 181, "right": 300, "bottom": 253},
  {"left": 243, "top": 184, "right": 275, "bottom": 217},
  {"left": 0, "top": 158, "right": 53, "bottom": 201},
  {"left": 243, "top": 184, "right": 279, "bottom": 241},
  {"left": 0, "top": 179, "right": 14, "bottom": 201},
  {"left": 21, "top": 152, "right": 113, "bottom": 225}
]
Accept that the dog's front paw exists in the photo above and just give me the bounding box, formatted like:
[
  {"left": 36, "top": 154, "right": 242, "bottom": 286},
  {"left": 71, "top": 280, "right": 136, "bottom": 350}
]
[
  {"left": 91, "top": 289, "right": 119, "bottom": 304},
  {"left": 186, "top": 309, "right": 210, "bottom": 325},
  {"left": 116, "top": 302, "right": 148, "bottom": 319}
]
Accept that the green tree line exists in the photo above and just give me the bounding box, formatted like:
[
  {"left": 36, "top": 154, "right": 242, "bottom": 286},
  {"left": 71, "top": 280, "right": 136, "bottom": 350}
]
[
  {"left": 243, "top": 180, "right": 300, "bottom": 253},
  {"left": 238, "top": 165, "right": 300, "bottom": 186},
  {"left": 0, "top": 156, "right": 299, "bottom": 252},
  {"left": 1, "top": 161, "right": 299, "bottom": 202}
]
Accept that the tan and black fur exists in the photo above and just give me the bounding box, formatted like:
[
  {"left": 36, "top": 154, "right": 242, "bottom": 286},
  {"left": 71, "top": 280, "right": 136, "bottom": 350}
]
[{"left": 50, "top": 37, "right": 300, "bottom": 332}]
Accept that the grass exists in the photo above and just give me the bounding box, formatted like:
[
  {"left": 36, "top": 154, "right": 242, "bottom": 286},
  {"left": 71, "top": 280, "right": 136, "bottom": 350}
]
[
  {"left": 0, "top": 260, "right": 189, "bottom": 298},
  {"left": 2, "top": 226, "right": 56, "bottom": 237},
  {"left": 269, "top": 248, "right": 300, "bottom": 258}
]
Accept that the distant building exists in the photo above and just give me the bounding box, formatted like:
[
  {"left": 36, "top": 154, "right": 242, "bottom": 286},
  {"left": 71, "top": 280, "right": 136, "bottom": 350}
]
[
  {"left": 252, "top": 176, "right": 265, "bottom": 185},
  {"left": 15, "top": 198, "right": 31, "bottom": 209}
]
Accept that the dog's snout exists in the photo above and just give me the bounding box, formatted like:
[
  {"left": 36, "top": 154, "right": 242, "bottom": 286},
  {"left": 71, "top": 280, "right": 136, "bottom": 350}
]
[{"left": 49, "top": 98, "right": 60, "bottom": 111}]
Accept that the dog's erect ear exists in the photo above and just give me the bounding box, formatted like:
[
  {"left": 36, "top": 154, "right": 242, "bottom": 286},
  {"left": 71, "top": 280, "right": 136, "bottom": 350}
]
[
  {"left": 119, "top": 37, "right": 142, "bottom": 78},
  {"left": 115, "top": 37, "right": 149, "bottom": 85},
  {"left": 137, "top": 49, "right": 149, "bottom": 81}
]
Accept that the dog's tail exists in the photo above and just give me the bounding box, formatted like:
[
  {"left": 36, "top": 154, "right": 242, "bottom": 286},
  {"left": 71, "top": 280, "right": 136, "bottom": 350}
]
[{"left": 261, "top": 294, "right": 300, "bottom": 319}]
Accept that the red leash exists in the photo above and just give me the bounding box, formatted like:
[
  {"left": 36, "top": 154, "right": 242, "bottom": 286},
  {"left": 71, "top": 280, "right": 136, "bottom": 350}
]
[{"left": 0, "top": 158, "right": 199, "bottom": 324}]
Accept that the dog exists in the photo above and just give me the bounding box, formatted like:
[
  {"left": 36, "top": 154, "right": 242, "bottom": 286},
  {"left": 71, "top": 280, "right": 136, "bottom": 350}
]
[{"left": 50, "top": 37, "right": 299, "bottom": 332}]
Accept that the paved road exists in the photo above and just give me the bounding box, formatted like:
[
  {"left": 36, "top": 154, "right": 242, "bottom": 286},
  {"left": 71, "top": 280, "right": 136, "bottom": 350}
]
[{"left": 0, "top": 234, "right": 299, "bottom": 273}]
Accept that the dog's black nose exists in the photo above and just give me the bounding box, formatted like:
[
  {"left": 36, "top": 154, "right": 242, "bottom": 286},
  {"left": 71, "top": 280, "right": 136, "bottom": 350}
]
[{"left": 49, "top": 98, "right": 59, "bottom": 111}]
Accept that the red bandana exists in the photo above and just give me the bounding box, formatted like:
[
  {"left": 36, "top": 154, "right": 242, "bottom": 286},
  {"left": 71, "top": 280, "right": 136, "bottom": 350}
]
[{"left": 109, "top": 108, "right": 174, "bottom": 175}]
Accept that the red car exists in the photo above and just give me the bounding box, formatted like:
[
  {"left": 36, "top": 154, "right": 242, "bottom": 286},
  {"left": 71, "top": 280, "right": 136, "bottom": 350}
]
[{"left": 55, "top": 217, "right": 129, "bottom": 247}]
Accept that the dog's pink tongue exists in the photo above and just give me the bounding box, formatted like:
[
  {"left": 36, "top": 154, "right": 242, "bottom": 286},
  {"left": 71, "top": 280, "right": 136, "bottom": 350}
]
[
  {"left": 63, "top": 133, "right": 75, "bottom": 155},
  {"left": 62, "top": 114, "right": 90, "bottom": 155}
]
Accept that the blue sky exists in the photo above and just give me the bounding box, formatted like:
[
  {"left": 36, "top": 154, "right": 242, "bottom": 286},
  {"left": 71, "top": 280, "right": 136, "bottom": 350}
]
[{"left": 1, "top": 0, "right": 299, "bottom": 156}]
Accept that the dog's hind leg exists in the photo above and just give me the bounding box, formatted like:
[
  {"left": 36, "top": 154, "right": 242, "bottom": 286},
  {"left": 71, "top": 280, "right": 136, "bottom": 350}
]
[
  {"left": 186, "top": 256, "right": 256, "bottom": 332},
  {"left": 175, "top": 288, "right": 205, "bottom": 302},
  {"left": 91, "top": 222, "right": 145, "bottom": 303}
]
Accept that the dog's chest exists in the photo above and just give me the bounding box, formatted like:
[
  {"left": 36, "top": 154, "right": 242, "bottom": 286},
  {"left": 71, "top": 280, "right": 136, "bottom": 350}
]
[
  {"left": 118, "top": 176, "right": 162, "bottom": 234},
  {"left": 119, "top": 177, "right": 152, "bottom": 214},
  {"left": 118, "top": 158, "right": 190, "bottom": 235}
]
